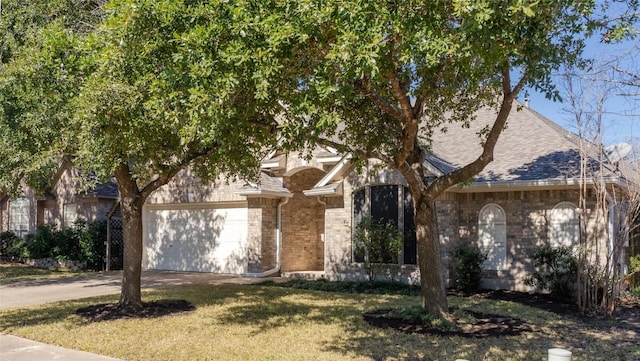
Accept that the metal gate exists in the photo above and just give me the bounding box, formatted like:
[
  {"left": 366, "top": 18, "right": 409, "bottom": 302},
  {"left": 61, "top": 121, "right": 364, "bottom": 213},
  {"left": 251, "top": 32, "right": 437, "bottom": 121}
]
[{"left": 105, "top": 201, "right": 124, "bottom": 271}]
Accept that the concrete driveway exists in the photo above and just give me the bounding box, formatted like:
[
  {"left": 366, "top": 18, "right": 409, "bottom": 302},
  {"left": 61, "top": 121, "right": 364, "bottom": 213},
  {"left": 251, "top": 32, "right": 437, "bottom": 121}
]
[{"left": 0, "top": 270, "right": 274, "bottom": 309}]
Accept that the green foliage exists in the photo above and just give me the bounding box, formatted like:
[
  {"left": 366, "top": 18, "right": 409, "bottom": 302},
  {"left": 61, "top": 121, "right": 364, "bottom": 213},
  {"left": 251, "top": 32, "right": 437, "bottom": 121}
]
[
  {"left": 0, "top": 231, "right": 25, "bottom": 258},
  {"left": 452, "top": 246, "right": 488, "bottom": 293},
  {"left": 25, "top": 224, "right": 57, "bottom": 259},
  {"left": 353, "top": 216, "right": 403, "bottom": 281},
  {"left": 524, "top": 245, "right": 578, "bottom": 300},
  {"left": 4, "top": 220, "right": 106, "bottom": 270}
]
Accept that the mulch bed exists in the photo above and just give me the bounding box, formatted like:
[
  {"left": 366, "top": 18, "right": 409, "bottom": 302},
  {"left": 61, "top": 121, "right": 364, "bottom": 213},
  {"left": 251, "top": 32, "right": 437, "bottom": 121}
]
[
  {"left": 363, "top": 308, "right": 539, "bottom": 338},
  {"left": 76, "top": 300, "right": 195, "bottom": 322},
  {"left": 363, "top": 289, "right": 640, "bottom": 338}
]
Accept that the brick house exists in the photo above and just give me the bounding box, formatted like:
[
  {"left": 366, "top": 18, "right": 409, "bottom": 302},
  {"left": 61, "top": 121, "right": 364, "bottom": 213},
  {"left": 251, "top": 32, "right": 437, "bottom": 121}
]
[
  {"left": 3, "top": 103, "right": 633, "bottom": 290},
  {"left": 143, "top": 103, "right": 636, "bottom": 290},
  {"left": 0, "top": 158, "right": 119, "bottom": 237}
]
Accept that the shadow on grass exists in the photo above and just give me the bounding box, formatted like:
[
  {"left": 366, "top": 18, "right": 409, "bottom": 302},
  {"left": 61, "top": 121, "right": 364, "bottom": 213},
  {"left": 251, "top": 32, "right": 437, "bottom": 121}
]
[{"left": 1, "top": 283, "right": 638, "bottom": 361}]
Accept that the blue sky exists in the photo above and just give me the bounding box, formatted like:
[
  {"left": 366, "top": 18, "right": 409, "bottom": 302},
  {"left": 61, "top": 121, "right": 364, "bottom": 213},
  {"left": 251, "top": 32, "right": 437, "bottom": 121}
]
[{"left": 523, "top": 34, "right": 639, "bottom": 147}]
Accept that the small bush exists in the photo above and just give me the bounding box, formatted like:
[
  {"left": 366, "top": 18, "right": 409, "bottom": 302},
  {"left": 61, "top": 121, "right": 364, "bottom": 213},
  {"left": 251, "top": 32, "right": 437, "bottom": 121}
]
[
  {"left": 524, "top": 244, "right": 577, "bottom": 300},
  {"left": 452, "top": 246, "right": 487, "bottom": 293},
  {"left": 353, "top": 216, "right": 403, "bottom": 281},
  {"left": 26, "top": 224, "right": 57, "bottom": 259},
  {"left": 1, "top": 231, "right": 24, "bottom": 258}
]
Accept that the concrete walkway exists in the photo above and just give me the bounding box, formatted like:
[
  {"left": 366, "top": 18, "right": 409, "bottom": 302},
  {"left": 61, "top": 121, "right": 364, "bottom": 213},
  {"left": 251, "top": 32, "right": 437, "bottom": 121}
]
[
  {"left": 0, "top": 334, "right": 123, "bottom": 361},
  {"left": 0, "top": 271, "right": 284, "bottom": 360}
]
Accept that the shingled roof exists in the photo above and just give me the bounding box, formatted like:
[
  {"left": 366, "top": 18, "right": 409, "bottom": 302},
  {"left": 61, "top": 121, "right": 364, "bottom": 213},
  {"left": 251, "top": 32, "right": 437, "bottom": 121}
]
[{"left": 428, "top": 102, "right": 624, "bottom": 187}]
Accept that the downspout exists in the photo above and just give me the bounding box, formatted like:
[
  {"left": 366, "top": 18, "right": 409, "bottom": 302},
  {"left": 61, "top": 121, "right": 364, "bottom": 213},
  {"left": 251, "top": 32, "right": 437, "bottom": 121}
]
[
  {"left": 243, "top": 197, "right": 289, "bottom": 278},
  {"left": 316, "top": 197, "right": 327, "bottom": 274}
]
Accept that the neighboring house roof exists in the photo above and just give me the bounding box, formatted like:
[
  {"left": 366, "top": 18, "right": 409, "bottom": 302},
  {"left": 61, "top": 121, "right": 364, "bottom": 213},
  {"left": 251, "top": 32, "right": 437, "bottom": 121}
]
[
  {"left": 47, "top": 158, "right": 120, "bottom": 200},
  {"left": 81, "top": 178, "right": 119, "bottom": 199}
]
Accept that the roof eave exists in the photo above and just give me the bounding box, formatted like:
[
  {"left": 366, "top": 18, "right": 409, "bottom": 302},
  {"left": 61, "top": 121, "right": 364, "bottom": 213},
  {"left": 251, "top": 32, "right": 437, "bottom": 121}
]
[
  {"left": 234, "top": 189, "right": 293, "bottom": 198},
  {"left": 448, "top": 177, "right": 628, "bottom": 193}
]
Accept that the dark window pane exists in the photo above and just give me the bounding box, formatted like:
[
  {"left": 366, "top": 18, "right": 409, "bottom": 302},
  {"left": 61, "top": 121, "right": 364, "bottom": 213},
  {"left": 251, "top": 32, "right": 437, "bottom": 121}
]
[
  {"left": 403, "top": 188, "right": 417, "bottom": 264},
  {"left": 371, "top": 185, "right": 398, "bottom": 227},
  {"left": 371, "top": 185, "right": 398, "bottom": 263}
]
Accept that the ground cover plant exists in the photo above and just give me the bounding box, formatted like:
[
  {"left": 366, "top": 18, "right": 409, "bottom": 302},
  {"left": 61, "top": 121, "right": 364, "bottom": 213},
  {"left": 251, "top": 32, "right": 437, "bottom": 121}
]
[{"left": 0, "top": 277, "right": 638, "bottom": 361}]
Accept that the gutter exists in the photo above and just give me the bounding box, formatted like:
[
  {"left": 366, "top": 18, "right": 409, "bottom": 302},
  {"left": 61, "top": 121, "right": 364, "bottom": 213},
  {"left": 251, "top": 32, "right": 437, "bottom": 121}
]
[
  {"left": 243, "top": 196, "right": 289, "bottom": 278},
  {"left": 449, "top": 177, "right": 629, "bottom": 193}
]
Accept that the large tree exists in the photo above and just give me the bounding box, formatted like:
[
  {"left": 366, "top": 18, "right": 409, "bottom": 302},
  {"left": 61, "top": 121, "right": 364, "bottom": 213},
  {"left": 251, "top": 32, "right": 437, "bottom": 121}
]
[
  {"left": 0, "top": 0, "right": 105, "bottom": 191},
  {"left": 270, "top": 0, "right": 636, "bottom": 317},
  {"left": 0, "top": 0, "right": 292, "bottom": 310}
]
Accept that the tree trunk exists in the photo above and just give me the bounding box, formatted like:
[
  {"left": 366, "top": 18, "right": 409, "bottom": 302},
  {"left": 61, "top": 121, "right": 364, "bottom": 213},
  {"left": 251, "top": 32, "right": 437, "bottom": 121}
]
[
  {"left": 414, "top": 193, "right": 449, "bottom": 317},
  {"left": 115, "top": 165, "right": 145, "bottom": 311},
  {"left": 119, "top": 193, "right": 144, "bottom": 310}
]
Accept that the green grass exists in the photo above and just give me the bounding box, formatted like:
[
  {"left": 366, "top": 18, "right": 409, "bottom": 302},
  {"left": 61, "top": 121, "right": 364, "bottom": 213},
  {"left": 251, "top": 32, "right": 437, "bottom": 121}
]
[
  {"left": 1, "top": 280, "right": 637, "bottom": 361},
  {"left": 0, "top": 263, "right": 89, "bottom": 285}
]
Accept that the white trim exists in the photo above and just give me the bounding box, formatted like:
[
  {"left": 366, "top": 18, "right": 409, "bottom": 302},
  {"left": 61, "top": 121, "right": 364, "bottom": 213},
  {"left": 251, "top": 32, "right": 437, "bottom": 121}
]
[
  {"left": 314, "top": 154, "right": 352, "bottom": 188},
  {"left": 449, "top": 177, "right": 628, "bottom": 193},
  {"left": 234, "top": 189, "right": 293, "bottom": 198},
  {"left": 143, "top": 201, "right": 248, "bottom": 210},
  {"left": 303, "top": 181, "right": 343, "bottom": 196}
]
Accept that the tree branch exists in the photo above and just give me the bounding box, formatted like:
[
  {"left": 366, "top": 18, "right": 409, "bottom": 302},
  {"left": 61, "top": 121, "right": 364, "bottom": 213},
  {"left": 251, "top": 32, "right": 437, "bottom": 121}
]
[
  {"left": 355, "top": 77, "right": 404, "bottom": 122},
  {"left": 428, "top": 66, "right": 516, "bottom": 196}
]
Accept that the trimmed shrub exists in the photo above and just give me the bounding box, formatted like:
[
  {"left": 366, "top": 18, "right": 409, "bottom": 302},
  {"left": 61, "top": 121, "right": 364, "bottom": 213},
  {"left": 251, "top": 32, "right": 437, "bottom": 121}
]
[
  {"left": 524, "top": 244, "right": 578, "bottom": 300},
  {"left": 452, "top": 246, "right": 487, "bottom": 293}
]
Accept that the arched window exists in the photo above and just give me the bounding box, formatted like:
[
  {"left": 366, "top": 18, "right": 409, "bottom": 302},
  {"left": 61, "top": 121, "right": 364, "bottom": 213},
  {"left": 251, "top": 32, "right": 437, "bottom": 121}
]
[
  {"left": 478, "top": 204, "right": 507, "bottom": 270},
  {"left": 9, "top": 197, "right": 30, "bottom": 237},
  {"left": 549, "top": 202, "right": 579, "bottom": 247},
  {"left": 352, "top": 185, "right": 416, "bottom": 264}
]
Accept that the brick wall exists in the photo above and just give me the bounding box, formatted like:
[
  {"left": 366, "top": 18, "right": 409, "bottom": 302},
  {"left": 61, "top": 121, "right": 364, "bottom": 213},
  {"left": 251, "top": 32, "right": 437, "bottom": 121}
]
[
  {"left": 247, "top": 198, "right": 278, "bottom": 273},
  {"left": 443, "top": 189, "right": 609, "bottom": 290},
  {"left": 281, "top": 168, "right": 326, "bottom": 272}
]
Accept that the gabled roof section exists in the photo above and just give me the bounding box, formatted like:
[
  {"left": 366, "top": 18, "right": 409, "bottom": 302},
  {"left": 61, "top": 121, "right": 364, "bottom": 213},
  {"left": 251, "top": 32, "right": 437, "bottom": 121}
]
[
  {"left": 428, "top": 101, "right": 622, "bottom": 189},
  {"left": 303, "top": 154, "right": 353, "bottom": 197},
  {"left": 235, "top": 172, "right": 293, "bottom": 198},
  {"left": 47, "top": 157, "right": 119, "bottom": 199}
]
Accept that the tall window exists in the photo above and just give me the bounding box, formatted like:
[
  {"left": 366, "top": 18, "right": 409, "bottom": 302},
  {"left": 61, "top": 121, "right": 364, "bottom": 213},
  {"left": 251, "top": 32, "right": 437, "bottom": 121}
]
[
  {"left": 9, "top": 197, "right": 30, "bottom": 237},
  {"left": 549, "top": 202, "right": 579, "bottom": 247},
  {"left": 353, "top": 185, "right": 417, "bottom": 264},
  {"left": 478, "top": 204, "right": 507, "bottom": 270},
  {"left": 63, "top": 203, "right": 77, "bottom": 228}
]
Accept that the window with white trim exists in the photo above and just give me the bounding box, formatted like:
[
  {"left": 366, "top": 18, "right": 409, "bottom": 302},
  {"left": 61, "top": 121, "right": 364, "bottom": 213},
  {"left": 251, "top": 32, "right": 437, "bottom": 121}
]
[
  {"left": 63, "top": 203, "right": 77, "bottom": 228},
  {"left": 9, "top": 197, "right": 30, "bottom": 237},
  {"left": 549, "top": 202, "right": 579, "bottom": 247},
  {"left": 478, "top": 203, "right": 507, "bottom": 270},
  {"left": 352, "top": 185, "right": 417, "bottom": 264}
]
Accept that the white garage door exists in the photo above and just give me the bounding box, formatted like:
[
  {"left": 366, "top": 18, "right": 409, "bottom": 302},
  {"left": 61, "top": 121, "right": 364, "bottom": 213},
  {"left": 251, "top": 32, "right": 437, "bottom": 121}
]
[{"left": 143, "top": 204, "right": 248, "bottom": 274}]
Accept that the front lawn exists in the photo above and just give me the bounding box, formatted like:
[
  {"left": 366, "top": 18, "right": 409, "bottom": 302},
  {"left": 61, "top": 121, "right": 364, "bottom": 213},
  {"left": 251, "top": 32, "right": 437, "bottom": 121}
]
[
  {"left": 0, "top": 262, "right": 89, "bottom": 285},
  {"left": 0, "top": 281, "right": 637, "bottom": 361}
]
